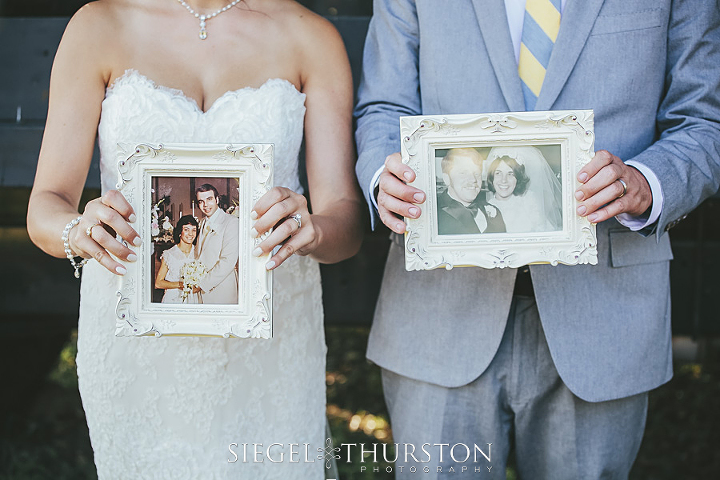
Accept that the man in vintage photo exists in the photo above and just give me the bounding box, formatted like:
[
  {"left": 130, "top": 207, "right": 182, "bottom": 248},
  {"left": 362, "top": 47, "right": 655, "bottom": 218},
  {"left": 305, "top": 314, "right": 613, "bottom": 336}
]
[
  {"left": 436, "top": 148, "right": 506, "bottom": 235},
  {"left": 355, "top": 0, "right": 720, "bottom": 478},
  {"left": 195, "top": 183, "right": 239, "bottom": 305}
]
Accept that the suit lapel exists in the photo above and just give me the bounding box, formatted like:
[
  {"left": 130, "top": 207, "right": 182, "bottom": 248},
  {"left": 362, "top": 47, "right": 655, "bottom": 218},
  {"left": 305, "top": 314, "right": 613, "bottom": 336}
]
[
  {"left": 535, "top": 0, "right": 606, "bottom": 110},
  {"left": 470, "top": 0, "right": 525, "bottom": 112}
]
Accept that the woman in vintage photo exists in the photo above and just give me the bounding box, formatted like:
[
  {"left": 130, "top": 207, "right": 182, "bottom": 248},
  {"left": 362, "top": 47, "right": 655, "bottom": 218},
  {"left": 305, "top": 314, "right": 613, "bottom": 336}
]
[
  {"left": 25, "top": 0, "right": 363, "bottom": 478},
  {"left": 485, "top": 145, "right": 563, "bottom": 233},
  {"left": 155, "top": 215, "right": 200, "bottom": 304}
]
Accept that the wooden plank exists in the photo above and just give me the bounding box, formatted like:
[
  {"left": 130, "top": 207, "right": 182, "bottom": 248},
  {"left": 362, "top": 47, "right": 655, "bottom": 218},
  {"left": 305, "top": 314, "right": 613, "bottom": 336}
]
[
  {"left": 329, "top": 16, "right": 371, "bottom": 100},
  {"left": 0, "top": 17, "right": 68, "bottom": 122},
  {"left": 0, "top": 124, "right": 101, "bottom": 187}
]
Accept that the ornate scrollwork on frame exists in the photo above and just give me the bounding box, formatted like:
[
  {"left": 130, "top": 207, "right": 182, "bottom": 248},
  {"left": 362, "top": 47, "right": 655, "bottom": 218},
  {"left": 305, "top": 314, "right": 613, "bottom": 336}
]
[
  {"left": 116, "top": 143, "right": 164, "bottom": 189},
  {"left": 402, "top": 117, "right": 460, "bottom": 158},
  {"left": 479, "top": 114, "right": 519, "bottom": 133},
  {"left": 115, "top": 293, "right": 156, "bottom": 337},
  {"left": 405, "top": 227, "right": 452, "bottom": 271},
  {"left": 227, "top": 144, "right": 273, "bottom": 183},
  {"left": 400, "top": 110, "right": 597, "bottom": 271},
  {"left": 115, "top": 142, "right": 274, "bottom": 338},
  {"left": 562, "top": 226, "right": 599, "bottom": 266}
]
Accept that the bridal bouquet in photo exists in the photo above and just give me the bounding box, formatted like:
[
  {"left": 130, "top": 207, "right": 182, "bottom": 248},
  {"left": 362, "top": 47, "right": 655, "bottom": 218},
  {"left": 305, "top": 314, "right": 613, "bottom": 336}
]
[{"left": 180, "top": 261, "right": 207, "bottom": 302}]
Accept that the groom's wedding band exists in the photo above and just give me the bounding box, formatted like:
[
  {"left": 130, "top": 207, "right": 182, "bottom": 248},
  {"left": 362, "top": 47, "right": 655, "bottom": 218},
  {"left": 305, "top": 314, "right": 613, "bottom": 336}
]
[
  {"left": 290, "top": 213, "right": 302, "bottom": 230},
  {"left": 617, "top": 179, "right": 627, "bottom": 198},
  {"left": 85, "top": 222, "right": 101, "bottom": 238}
]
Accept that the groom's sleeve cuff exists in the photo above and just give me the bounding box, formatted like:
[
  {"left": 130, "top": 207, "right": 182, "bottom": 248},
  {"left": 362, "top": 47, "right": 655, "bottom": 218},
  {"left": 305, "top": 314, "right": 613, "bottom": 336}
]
[
  {"left": 615, "top": 162, "right": 663, "bottom": 231},
  {"left": 367, "top": 165, "right": 385, "bottom": 230}
]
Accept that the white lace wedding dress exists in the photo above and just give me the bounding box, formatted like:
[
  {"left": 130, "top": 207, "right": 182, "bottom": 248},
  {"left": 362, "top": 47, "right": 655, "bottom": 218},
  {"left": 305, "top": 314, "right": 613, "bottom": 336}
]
[
  {"left": 76, "top": 70, "right": 327, "bottom": 479},
  {"left": 160, "top": 245, "right": 199, "bottom": 304}
]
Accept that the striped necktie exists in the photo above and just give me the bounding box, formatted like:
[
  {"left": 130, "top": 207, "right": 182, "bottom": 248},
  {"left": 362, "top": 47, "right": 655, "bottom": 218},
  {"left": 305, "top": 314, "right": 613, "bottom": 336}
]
[{"left": 518, "top": 0, "right": 562, "bottom": 110}]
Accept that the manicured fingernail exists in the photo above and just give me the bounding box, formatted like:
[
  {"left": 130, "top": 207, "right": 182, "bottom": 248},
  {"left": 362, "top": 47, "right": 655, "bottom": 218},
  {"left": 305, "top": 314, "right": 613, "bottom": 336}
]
[
  {"left": 127, "top": 253, "right": 137, "bottom": 262},
  {"left": 575, "top": 191, "right": 584, "bottom": 200},
  {"left": 403, "top": 171, "right": 413, "bottom": 181},
  {"left": 413, "top": 192, "right": 425, "bottom": 203},
  {"left": 128, "top": 213, "right": 137, "bottom": 223},
  {"left": 250, "top": 228, "right": 258, "bottom": 238},
  {"left": 250, "top": 210, "right": 258, "bottom": 220},
  {"left": 409, "top": 207, "right": 420, "bottom": 217},
  {"left": 116, "top": 265, "right": 127, "bottom": 275},
  {"left": 133, "top": 237, "right": 142, "bottom": 246},
  {"left": 588, "top": 213, "right": 598, "bottom": 223},
  {"left": 265, "top": 260, "right": 276, "bottom": 270},
  {"left": 577, "top": 205, "right": 587, "bottom": 215},
  {"left": 252, "top": 247, "right": 263, "bottom": 257},
  {"left": 396, "top": 222, "right": 405, "bottom": 232},
  {"left": 578, "top": 172, "right": 588, "bottom": 183}
]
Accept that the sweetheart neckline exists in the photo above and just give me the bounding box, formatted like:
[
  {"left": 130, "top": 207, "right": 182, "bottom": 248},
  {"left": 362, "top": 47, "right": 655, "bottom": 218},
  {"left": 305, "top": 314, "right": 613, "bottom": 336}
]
[{"left": 105, "top": 69, "right": 305, "bottom": 114}]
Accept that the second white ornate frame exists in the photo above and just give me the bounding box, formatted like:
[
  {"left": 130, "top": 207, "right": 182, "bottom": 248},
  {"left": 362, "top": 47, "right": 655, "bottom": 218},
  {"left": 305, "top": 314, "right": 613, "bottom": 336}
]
[
  {"left": 115, "top": 143, "right": 273, "bottom": 338},
  {"left": 401, "top": 110, "right": 598, "bottom": 271}
]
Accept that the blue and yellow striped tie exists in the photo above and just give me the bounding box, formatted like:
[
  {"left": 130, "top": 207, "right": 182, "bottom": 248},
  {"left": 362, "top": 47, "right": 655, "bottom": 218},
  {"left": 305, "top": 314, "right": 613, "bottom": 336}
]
[{"left": 518, "top": 0, "right": 561, "bottom": 110}]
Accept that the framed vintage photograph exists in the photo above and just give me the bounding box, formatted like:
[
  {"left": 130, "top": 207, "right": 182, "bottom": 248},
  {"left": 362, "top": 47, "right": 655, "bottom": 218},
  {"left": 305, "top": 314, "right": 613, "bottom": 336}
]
[
  {"left": 401, "top": 110, "right": 598, "bottom": 270},
  {"left": 114, "top": 143, "right": 273, "bottom": 338}
]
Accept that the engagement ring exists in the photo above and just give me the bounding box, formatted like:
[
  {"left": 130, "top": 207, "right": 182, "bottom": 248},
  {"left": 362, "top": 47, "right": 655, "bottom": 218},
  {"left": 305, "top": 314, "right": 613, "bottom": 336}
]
[{"left": 290, "top": 213, "right": 302, "bottom": 230}]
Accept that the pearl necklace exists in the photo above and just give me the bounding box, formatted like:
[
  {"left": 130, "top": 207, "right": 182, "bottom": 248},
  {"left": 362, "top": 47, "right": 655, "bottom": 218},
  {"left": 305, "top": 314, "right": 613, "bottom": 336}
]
[{"left": 175, "top": 0, "right": 241, "bottom": 40}]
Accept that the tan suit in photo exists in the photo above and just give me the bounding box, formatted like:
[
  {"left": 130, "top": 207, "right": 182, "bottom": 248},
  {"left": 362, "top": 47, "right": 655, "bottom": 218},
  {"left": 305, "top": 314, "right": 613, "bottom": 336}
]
[{"left": 196, "top": 210, "right": 239, "bottom": 305}]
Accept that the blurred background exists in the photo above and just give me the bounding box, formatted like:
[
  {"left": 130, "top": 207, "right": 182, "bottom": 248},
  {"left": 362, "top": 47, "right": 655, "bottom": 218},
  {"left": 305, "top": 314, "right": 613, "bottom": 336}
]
[{"left": 1, "top": 1, "right": 718, "bottom": 479}]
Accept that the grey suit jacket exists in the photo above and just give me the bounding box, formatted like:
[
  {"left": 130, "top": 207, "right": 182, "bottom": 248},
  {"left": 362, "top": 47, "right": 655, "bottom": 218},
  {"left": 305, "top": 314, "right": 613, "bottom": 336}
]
[{"left": 354, "top": 0, "right": 720, "bottom": 402}]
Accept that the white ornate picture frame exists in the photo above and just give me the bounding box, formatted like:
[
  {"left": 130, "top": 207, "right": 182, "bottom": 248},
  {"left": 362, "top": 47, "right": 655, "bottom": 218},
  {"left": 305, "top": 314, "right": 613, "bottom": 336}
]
[
  {"left": 401, "top": 110, "right": 598, "bottom": 271},
  {"left": 115, "top": 143, "right": 273, "bottom": 338}
]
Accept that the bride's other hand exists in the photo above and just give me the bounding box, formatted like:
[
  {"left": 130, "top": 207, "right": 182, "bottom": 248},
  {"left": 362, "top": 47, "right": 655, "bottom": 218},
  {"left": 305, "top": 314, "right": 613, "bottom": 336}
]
[
  {"left": 70, "top": 190, "right": 140, "bottom": 275},
  {"left": 250, "top": 187, "right": 316, "bottom": 270},
  {"left": 378, "top": 152, "right": 426, "bottom": 234}
]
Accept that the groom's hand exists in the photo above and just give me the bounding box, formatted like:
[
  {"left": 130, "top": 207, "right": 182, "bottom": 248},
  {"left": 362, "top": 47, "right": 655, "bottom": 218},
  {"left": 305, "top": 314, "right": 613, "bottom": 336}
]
[
  {"left": 575, "top": 150, "right": 653, "bottom": 223},
  {"left": 378, "top": 153, "right": 426, "bottom": 234}
]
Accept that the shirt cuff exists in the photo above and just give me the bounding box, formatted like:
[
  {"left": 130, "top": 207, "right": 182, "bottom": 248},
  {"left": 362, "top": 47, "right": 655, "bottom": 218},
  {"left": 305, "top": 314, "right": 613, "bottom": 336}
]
[
  {"left": 366, "top": 164, "right": 385, "bottom": 229},
  {"left": 615, "top": 161, "right": 663, "bottom": 231}
]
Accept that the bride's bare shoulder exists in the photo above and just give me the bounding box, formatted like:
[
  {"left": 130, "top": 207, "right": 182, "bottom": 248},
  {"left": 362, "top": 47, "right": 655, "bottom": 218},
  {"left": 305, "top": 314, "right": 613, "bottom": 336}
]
[
  {"left": 53, "top": 1, "right": 132, "bottom": 85},
  {"left": 63, "top": 0, "right": 125, "bottom": 38}
]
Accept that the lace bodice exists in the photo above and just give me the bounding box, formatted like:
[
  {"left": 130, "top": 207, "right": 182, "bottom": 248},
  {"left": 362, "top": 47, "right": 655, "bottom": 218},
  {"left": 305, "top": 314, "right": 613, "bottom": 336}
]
[
  {"left": 76, "top": 70, "right": 326, "bottom": 479},
  {"left": 98, "top": 70, "right": 306, "bottom": 194}
]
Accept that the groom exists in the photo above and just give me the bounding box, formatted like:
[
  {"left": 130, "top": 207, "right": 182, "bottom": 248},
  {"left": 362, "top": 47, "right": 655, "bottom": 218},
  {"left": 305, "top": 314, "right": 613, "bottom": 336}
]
[
  {"left": 195, "top": 183, "right": 239, "bottom": 305},
  {"left": 436, "top": 148, "right": 505, "bottom": 235},
  {"left": 355, "top": 0, "right": 720, "bottom": 477}
]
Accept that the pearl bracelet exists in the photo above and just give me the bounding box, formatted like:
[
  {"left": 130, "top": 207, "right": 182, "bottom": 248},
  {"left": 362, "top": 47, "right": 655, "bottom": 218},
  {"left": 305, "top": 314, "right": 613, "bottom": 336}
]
[{"left": 62, "top": 216, "right": 89, "bottom": 278}]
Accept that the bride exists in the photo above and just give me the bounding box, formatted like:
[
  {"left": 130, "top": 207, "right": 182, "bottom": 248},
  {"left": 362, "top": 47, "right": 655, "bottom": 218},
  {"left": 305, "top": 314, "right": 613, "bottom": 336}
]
[
  {"left": 155, "top": 215, "right": 200, "bottom": 304},
  {"left": 485, "top": 146, "right": 563, "bottom": 233},
  {"left": 26, "top": 0, "right": 363, "bottom": 478}
]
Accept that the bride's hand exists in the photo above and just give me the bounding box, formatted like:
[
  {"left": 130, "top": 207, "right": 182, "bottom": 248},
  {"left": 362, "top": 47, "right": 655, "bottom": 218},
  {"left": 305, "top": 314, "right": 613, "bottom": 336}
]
[
  {"left": 69, "top": 190, "right": 141, "bottom": 275},
  {"left": 250, "top": 187, "right": 316, "bottom": 270}
]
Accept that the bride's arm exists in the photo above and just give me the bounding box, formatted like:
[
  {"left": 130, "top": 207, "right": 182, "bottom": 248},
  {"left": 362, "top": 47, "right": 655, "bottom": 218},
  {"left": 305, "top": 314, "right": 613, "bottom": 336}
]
[
  {"left": 250, "top": 13, "right": 363, "bottom": 268},
  {"left": 26, "top": 4, "right": 139, "bottom": 275},
  {"left": 155, "top": 258, "right": 181, "bottom": 290}
]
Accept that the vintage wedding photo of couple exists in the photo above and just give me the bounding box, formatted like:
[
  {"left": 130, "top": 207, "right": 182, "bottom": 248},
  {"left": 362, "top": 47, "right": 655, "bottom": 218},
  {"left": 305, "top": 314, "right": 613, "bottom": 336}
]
[
  {"left": 435, "top": 145, "right": 562, "bottom": 236},
  {"left": 151, "top": 178, "right": 240, "bottom": 305},
  {"left": 3, "top": 0, "right": 720, "bottom": 480}
]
